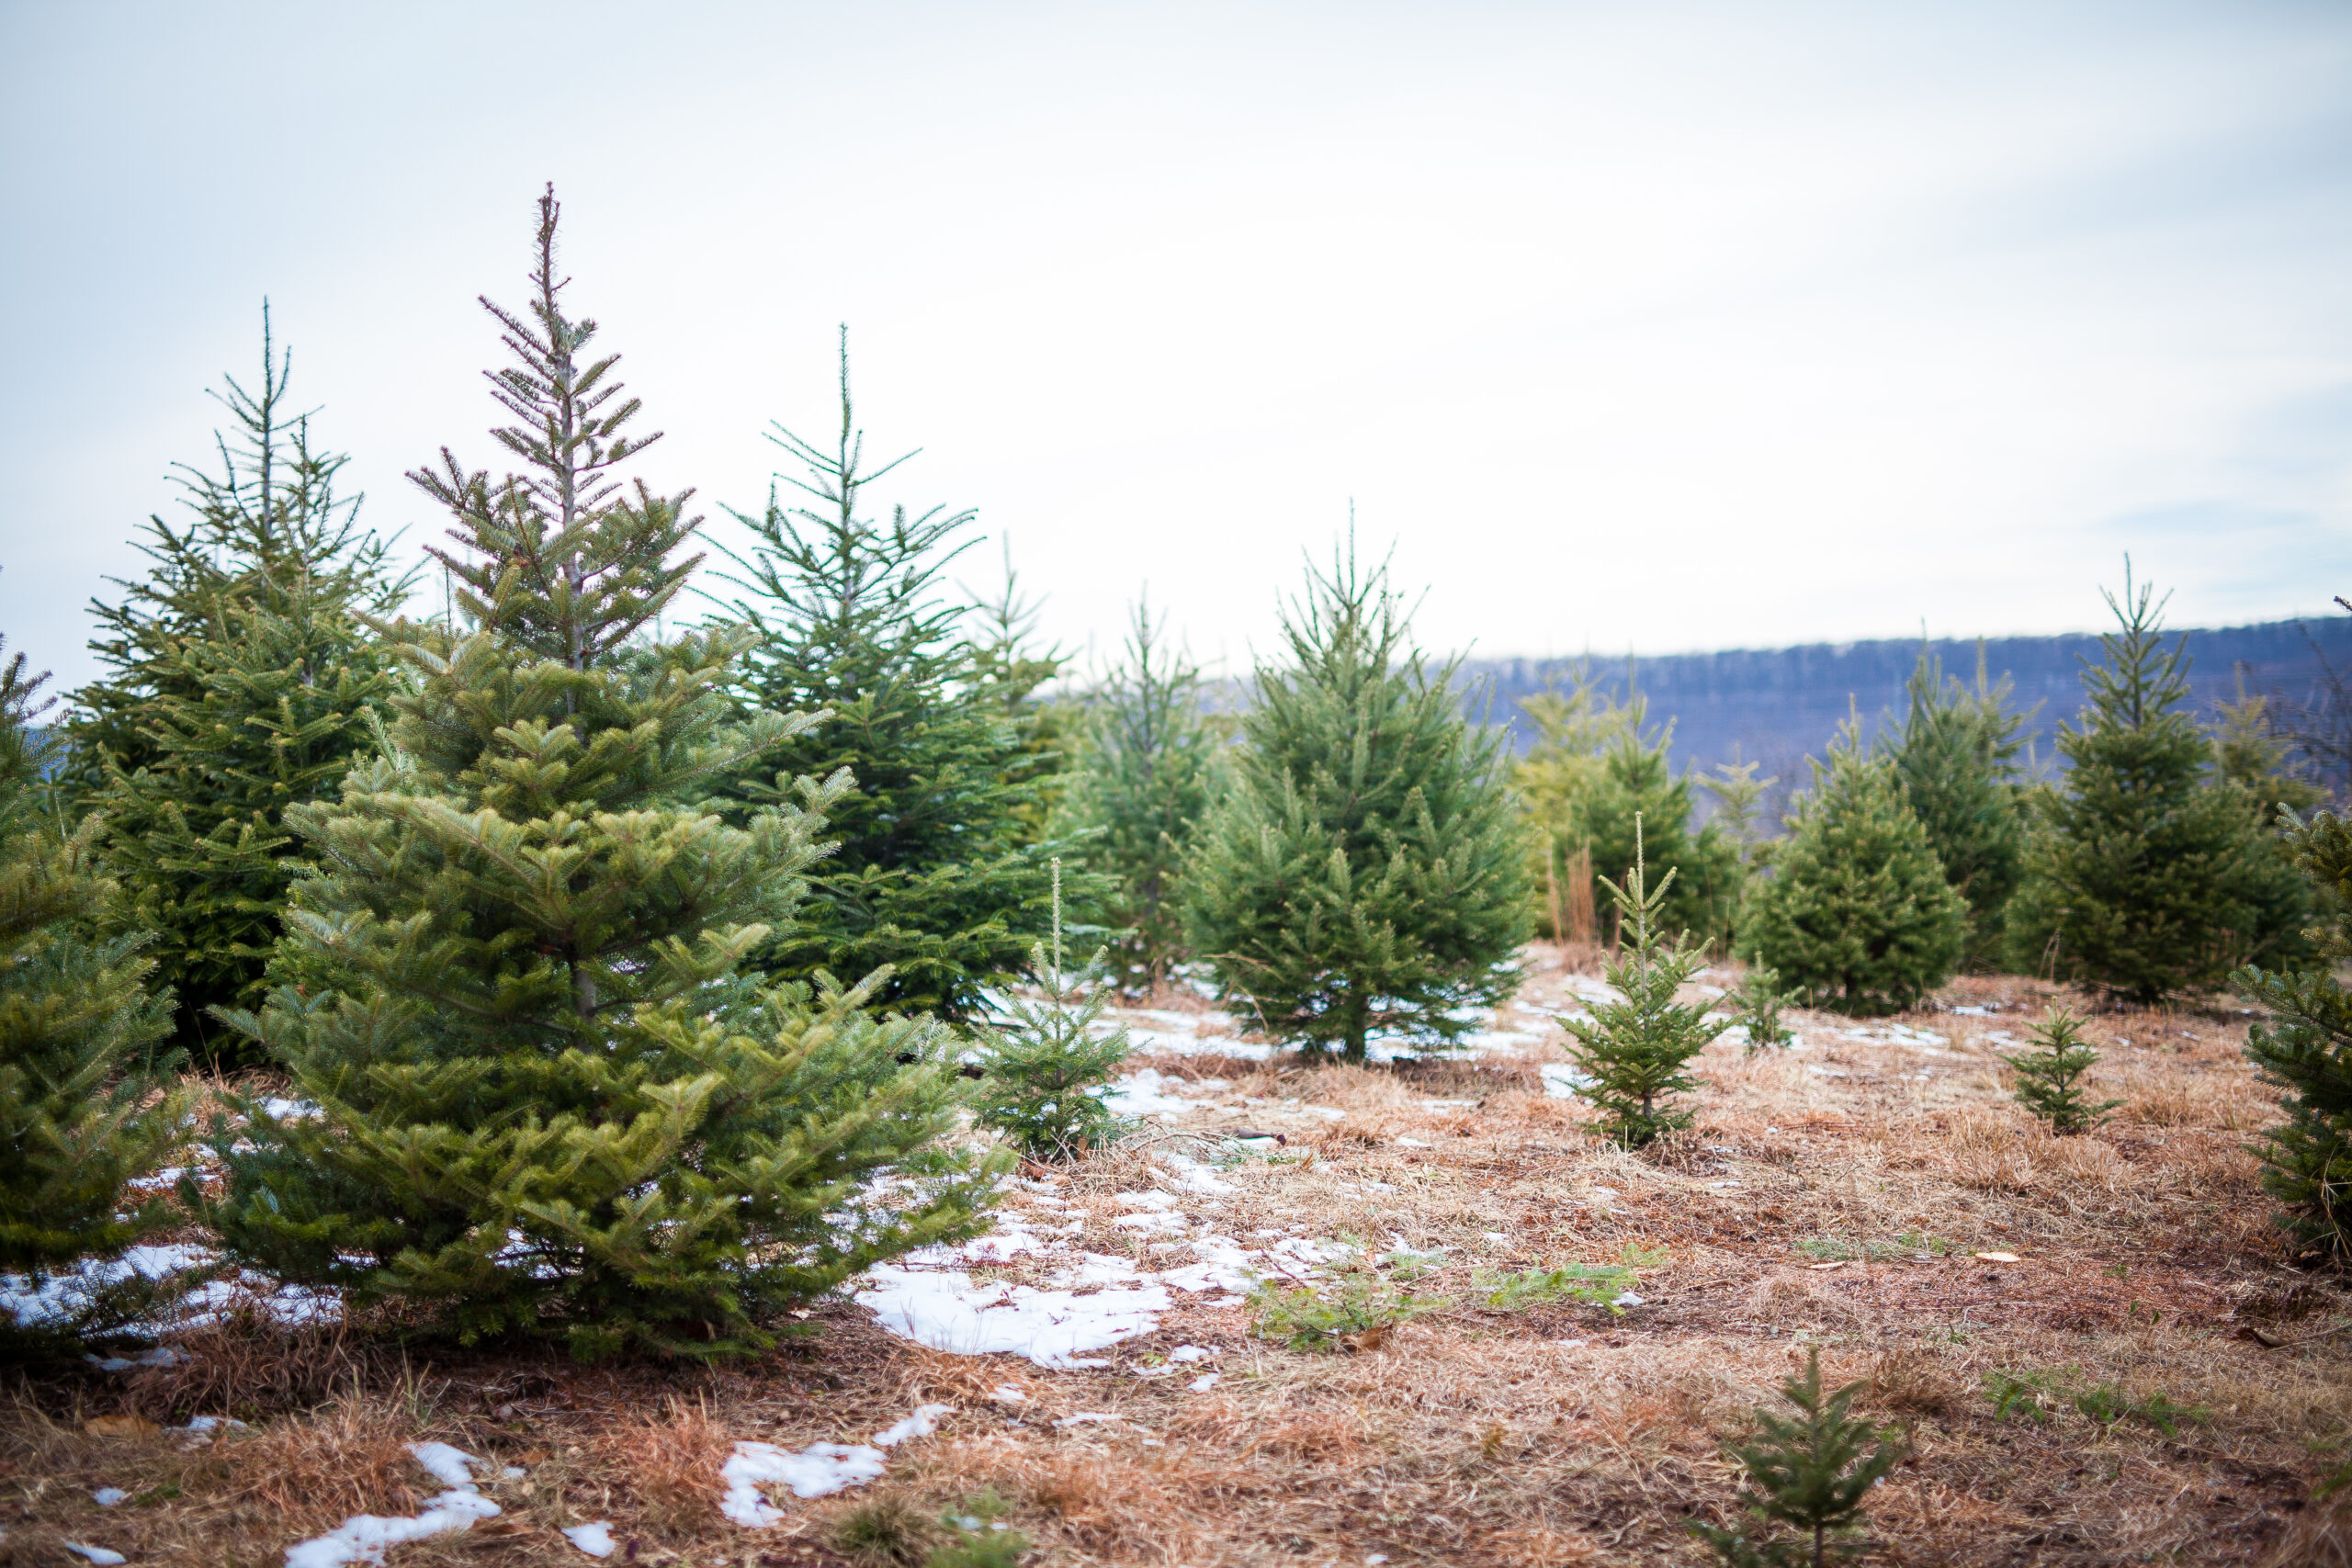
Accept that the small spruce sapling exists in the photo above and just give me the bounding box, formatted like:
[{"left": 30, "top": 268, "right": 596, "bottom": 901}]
[
  {"left": 1733, "top": 965, "right": 1796, "bottom": 1055},
  {"left": 1689, "top": 1346, "right": 1905, "bottom": 1568},
  {"left": 972, "top": 861, "right": 1134, "bottom": 1161},
  {"left": 2007, "top": 1008, "right": 2121, "bottom": 1134},
  {"left": 1563, "top": 818, "right": 1724, "bottom": 1146}
]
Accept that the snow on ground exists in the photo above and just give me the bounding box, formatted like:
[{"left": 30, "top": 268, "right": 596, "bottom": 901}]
[
  {"left": 1, "top": 1243, "right": 338, "bottom": 1335},
  {"left": 718, "top": 1404, "right": 955, "bottom": 1526},
  {"left": 282, "top": 1443, "right": 501, "bottom": 1567}
]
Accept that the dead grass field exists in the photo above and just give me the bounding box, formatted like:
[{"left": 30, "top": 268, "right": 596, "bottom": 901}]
[{"left": 7, "top": 949, "right": 2351, "bottom": 1567}]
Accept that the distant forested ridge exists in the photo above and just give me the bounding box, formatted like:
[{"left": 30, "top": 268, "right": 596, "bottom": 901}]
[{"left": 1463, "top": 616, "right": 2352, "bottom": 807}]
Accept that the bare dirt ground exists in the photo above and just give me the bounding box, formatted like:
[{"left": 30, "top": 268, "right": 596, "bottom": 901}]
[{"left": 7, "top": 946, "right": 2350, "bottom": 1567}]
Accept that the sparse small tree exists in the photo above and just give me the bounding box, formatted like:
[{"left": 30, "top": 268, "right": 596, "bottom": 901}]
[
  {"left": 1732, "top": 964, "right": 1795, "bottom": 1055},
  {"left": 1738, "top": 720, "right": 1967, "bottom": 1017},
  {"left": 1054, "top": 596, "right": 1226, "bottom": 988},
  {"left": 1703, "top": 750, "right": 1777, "bottom": 869},
  {"left": 971, "top": 862, "right": 1133, "bottom": 1160},
  {"left": 1688, "top": 1346, "right": 1905, "bottom": 1568},
  {"left": 1182, "top": 543, "right": 1529, "bottom": 1059},
  {"left": 2007, "top": 1008, "right": 2120, "bottom": 1134},
  {"left": 1563, "top": 820, "right": 1723, "bottom": 1145}
]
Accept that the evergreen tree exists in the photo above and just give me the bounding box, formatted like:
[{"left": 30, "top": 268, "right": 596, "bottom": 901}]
[
  {"left": 708, "top": 338, "right": 1102, "bottom": 1020},
  {"left": 1886, "top": 645, "right": 2029, "bottom": 970},
  {"left": 0, "top": 637, "right": 185, "bottom": 1341},
  {"left": 1054, "top": 596, "right": 1226, "bottom": 988},
  {"left": 1731, "top": 964, "right": 1795, "bottom": 1055},
  {"left": 2007, "top": 1008, "right": 2120, "bottom": 1134},
  {"left": 67, "top": 313, "right": 410, "bottom": 1060},
  {"left": 971, "top": 862, "right": 1133, "bottom": 1160},
  {"left": 1702, "top": 749, "right": 1777, "bottom": 869},
  {"left": 2213, "top": 686, "right": 2324, "bottom": 974},
  {"left": 1739, "top": 721, "right": 1967, "bottom": 1016},
  {"left": 2237, "top": 796, "right": 2352, "bottom": 1261},
  {"left": 965, "top": 547, "right": 1076, "bottom": 844},
  {"left": 1181, "top": 545, "right": 1529, "bottom": 1059},
  {"left": 204, "top": 190, "right": 992, "bottom": 1359},
  {"left": 1563, "top": 823, "right": 1723, "bottom": 1145},
  {"left": 1516, "top": 676, "right": 1740, "bottom": 946},
  {"left": 1688, "top": 1347, "right": 1905, "bottom": 1568},
  {"left": 2007, "top": 574, "right": 2302, "bottom": 1000}
]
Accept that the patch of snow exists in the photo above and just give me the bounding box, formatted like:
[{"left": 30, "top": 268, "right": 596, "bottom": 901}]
[
  {"left": 989, "top": 1384, "right": 1027, "bottom": 1404},
  {"left": 1612, "top": 1292, "right": 1645, "bottom": 1308},
  {"left": 282, "top": 1443, "right": 501, "bottom": 1567},
  {"left": 873, "top": 1404, "right": 953, "bottom": 1448},
  {"left": 1053, "top": 1412, "right": 1125, "bottom": 1427},
  {"left": 1100, "top": 1069, "right": 1201, "bottom": 1116},
  {"left": 720, "top": 1441, "right": 887, "bottom": 1524},
  {"left": 563, "top": 1521, "right": 618, "bottom": 1558},
  {"left": 1187, "top": 1372, "right": 1220, "bottom": 1392},
  {"left": 86, "top": 1345, "right": 185, "bottom": 1372},
  {"left": 1156, "top": 1153, "right": 1236, "bottom": 1194},
  {"left": 855, "top": 1265, "right": 1172, "bottom": 1369},
  {"left": 1947, "top": 1005, "right": 1991, "bottom": 1016},
  {"left": 93, "top": 1488, "right": 129, "bottom": 1506},
  {"left": 260, "top": 1097, "right": 322, "bottom": 1121},
  {"left": 1167, "top": 1344, "right": 1215, "bottom": 1362},
  {"left": 1538, "top": 1064, "right": 1590, "bottom": 1099},
  {"left": 1396, "top": 1136, "right": 1430, "bottom": 1147},
  {"left": 62, "top": 1546, "right": 127, "bottom": 1566}
]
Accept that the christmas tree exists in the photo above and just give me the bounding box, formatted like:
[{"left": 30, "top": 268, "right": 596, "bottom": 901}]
[
  {"left": 1738, "top": 720, "right": 1967, "bottom": 1016},
  {"left": 204, "top": 190, "right": 993, "bottom": 1359},
  {"left": 708, "top": 336, "right": 1100, "bottom": 1021},
  {"left": 0, "top": 637, "right": 184, "bottom": 1342},
  {"left": 1053, "top": 595, "right": 1226, "bottom": 988},
  {"left": 2007, "top": 1008, "right": 2121, "bottom": 1134},
  {"left": 2237, "top": 770, "right": 2352, "bottom": 1259},
  {"left": 1886, "top": 645, "right": 2029, "bottom": 970},
  {"left": 1563, "top": 821, "right": 1723, "bottom": 1145},
  {"left": 1688, "top": 1346, "right": 1905, "bottom": 1568},
  {"left": 1181, "top": 543, "right": 1529, "bottom": 1059},
  {"left": 965, "top": 547, "right": 1077, "bottom": 844},
  {"left": 2211, "top": 686, "right": 2322, "bottom": 974},
  {"left": 971, "top": 861, "right": 1134, "bottom": 1160},
  {"left": 2006, "top": 573, "right": 2298, "bottom": 1000},
  {"left": 1515, "top": 673, "right": 1740, "bottom": 946},
  {"left": 68, "top": 311, "right": 410, "bottom": 1061}
]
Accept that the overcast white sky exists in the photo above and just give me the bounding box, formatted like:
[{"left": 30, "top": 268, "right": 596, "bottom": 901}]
[{"left": 4, "top": 1, "right": 2347, "bottom": 692}]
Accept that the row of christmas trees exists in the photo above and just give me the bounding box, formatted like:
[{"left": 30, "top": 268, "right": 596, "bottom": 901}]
[{"left": 6, "top": 188, "right": 2351, "bottom": 1362}]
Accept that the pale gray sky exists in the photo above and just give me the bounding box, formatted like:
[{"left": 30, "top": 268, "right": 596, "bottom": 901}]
[{"left": 4, "top": 1, "right": 2347, "bottom": 693}]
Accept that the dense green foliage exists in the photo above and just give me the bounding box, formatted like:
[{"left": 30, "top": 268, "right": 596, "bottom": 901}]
[
  {"left": 204, "top": 194, "right": 992, "bottom": 1359},
  {"left": 0, "top": 642, "right": 184, "bottom": 1337},
  {"left": 1886, "top": 646, "right": 2028, "bottom": 969},
  {"left": 1739, "top": 722, "right": 1967, "bottom": 1016},
  {"left": 1689, "top": 1346, "right": 1905, "bottom": 1568},
  {"left": 2007, "top": 1008, "right": 2120, "bottom": 1134},
  {"left": 1563, "top": 827, "right": 1723, "bottom": 1145},
  {"left": 970, "top": 863, "right": 1134, "bottom": 1160},
  {"left": 1182, "top": 547, "right": 1529, "bottom": 1058},
  {"left": 1515, "top": 674, "right": 1740, "bottom": 945},
  {"left": 1053, "top": 598, "right": 1225, "bottom": 987},
  {"left": 2007, "top": 578, "right": 2307, "bottom": 1000},
  {"left": 68, "top": 316, "right": 409, "bottom": 1061},
  {"left": 2237, "top": 797, "right": 2352, "bottom": 1262},
  {"left": 709, "top": 342, "right": 1097, "bottom": 1020}
]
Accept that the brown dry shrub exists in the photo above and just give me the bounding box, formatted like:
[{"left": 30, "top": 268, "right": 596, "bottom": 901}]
[
  {"left": 1940, "top": 1105, "right": 2038, "bottom": 1191},
  {"left": 225, "top": 1391, "right": 424, "bottom": 1533},
  {"left": 2122, "top": 1076, "right": 2267, "bottom": 1132},
  {"left": 1022, "top": 1451, "right": 1185, "bottom": 1557},
  {"left": 128, "top": 1308, "right": 378, "bottom": 1421},
  {"left": 828, "top": 1489, "right": 944, "bottom": 1567},
  {"left": 1740, "top": 1269, "right": 1866, "bottom": 1327},
  {"left": 593, "top": 1394, "right": 732, "bottom": 1535},
  {"left": 2035, "top": 1134, "right": 2129, "bottom": 1192},
  {"left": 895, "top": 1347, "right": 1030, "bottom": 1407},
  {"left": 1870, "top": 1344, "right": 1963, "bottom": 1416}
]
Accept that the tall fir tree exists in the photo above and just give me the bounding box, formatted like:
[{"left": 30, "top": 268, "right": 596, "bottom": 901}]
[
  {"left": 2006, "top": 573, "right": 2305, "bottom": 1000},
  {"left": 1515, "top": 674, "right": 1740, "bottom": 946},
  {"left": 204, "top": 190, "right": 992, "bottom": 1359},
  {"left": 1738, "top": 719, "right": 1967, "bottom": 1016},
  {"left": 1182, "top": 544, "right": 1530, "bottom": 1059},
  {"left": 965, "top": 546, "right": 1076, "bottom": 844},
  {"left": 1885, "top": 644, "right": 2029, "bottom": 971},
  {"left": 1054, "top": 595, "right": 1226, "bottom": 988},
  {"left": 708, "top": 338, "right": 1102, "bottom": 1020},
  {"left": 68, "top": 313, "right": 410, "bottom": 1060},
  {"left": 0, "top": 637, "right": 185, "bottom": 1343}
]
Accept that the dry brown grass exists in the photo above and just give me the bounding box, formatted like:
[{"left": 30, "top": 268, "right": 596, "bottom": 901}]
[{"left": 6, "top": 964, "right": 2349, "bottom": 1565}]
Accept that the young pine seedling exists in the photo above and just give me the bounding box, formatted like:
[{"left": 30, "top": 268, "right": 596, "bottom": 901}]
[
  {"left": 1690, "top": 1346, "right": 1906, "bottom": 1568},
  {"left": 1564, "top": 818, "right": 1724, "bottom": 1146},
  {"left": 971, "top": 860, "right": 1133, "bottom": 1161},
  {"left": 2008, "top": 1007, "right": 2121, "bottom": 1135},
  {"left": 1734, "top": 964, "right": 1796, "bottom": 1055}
]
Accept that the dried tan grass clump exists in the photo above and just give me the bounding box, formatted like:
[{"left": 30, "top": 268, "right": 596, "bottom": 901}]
[
  {"left": 1020, "top": 1451, "right": 1188, "bottom": 1557},
  {"left": 1484, "top": 1521, "right": 1602, "bottom": 1564},
  {"left": 828, "top": 1489, "right": 944, "bottom": 1567},
  {"left": 593, "top": 1394, "right": 733, "bottom": 1535},
  {"left": 128, "top": 1308, "right": 377, "bottom": 1421},
  {"left": 1939, "top": 1105, "right": 2039, "bottom": 1191},
  {"left": 1740, "top": 1269, "right": 1866, "bottom": 1328},
  {"left": 226, "top": 1391, "right": 424, "bottom": 1534},
  {"left": 1869, "top": 1344, "right": 1964, "bottom": 1416},
  {"left": 2264, "top": 1502, "right": 2352, "bottom": 1568}
]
